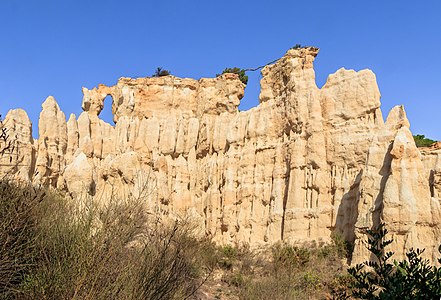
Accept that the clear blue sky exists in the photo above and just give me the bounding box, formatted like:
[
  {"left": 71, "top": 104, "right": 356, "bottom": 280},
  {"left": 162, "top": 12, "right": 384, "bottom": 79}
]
[{"left": 1, "top": 0, "right": 440, "bottom": 140}]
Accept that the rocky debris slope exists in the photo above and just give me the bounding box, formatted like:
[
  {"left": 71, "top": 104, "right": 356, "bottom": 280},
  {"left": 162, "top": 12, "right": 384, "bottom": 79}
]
[{"left": 2, "top": 47, "right": 440, "bottom": 264}]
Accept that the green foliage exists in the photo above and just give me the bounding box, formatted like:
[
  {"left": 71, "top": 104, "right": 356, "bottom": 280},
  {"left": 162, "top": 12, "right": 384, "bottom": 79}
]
[
  {"left": 153, "top": 67, "right": 170, "bottom": 77},
  {"left": 348, "top": 223, "right": 441, "bottom": 299},
  {"left": 222, "top": 244, "right": 238, "bottom": 258},
  {"left": 292, "top": 44, "right": 303, "bottom": 49},
  {"left": 218, "top": 245, "right": 238, "bottom": 270},
  {"left": 217, "top": 67, "right": 248, "bottom": 85},
  {"left": 413, "top": 134, "right": 436, "bottom": 147}
]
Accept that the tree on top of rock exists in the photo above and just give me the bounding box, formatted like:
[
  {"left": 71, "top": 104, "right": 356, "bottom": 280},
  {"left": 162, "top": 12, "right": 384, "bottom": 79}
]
[{"left": 153, "top": 67, "right": 170, "bottom": 77}]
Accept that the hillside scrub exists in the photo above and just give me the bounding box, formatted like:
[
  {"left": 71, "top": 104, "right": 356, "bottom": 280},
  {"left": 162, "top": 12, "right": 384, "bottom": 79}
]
[
  {"left": 2, "top": 179, "right": 441, "bottom": 299},
  {"left": 212, "top": 237, "right": 351, "bottom": 300},
  {"left": 0, "top": 180, "right": 351, "bottom": 299},
  {"left": 0, "top": 180, "right": 215, "bottom": 299}
]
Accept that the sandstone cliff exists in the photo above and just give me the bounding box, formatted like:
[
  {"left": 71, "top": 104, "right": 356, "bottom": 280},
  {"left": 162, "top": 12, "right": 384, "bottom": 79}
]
[{"left": 2, "top": 47, "right": 440, "bottom": 264}]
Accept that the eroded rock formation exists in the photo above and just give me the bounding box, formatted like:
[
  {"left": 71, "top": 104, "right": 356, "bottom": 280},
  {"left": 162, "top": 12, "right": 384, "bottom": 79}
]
[{"left": 2, "top": 47, "right": 440, "bottom": 264}]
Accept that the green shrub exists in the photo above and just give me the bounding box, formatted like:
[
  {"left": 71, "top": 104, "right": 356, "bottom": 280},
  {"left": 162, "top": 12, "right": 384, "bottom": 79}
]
[
  {"left": 348, "top": 223, "right": 441, "bottom": 299},
  {"left": 153, "top": 67, "right": 170, "bottom": 77},
  {"left": 272, "top": 244, "right": 311, "bottom": 268},
  {"left": 218, "top": 245, "right": 238, "bottom": 270},
  {"left": 220, "top": 244, "right": 237, "bottom": 258},
  {"left": 413, "top": 134, "right": 436, "bottom": 147},
  {"left": 217, "top": 67, "right": 248, "bottom": 85}
]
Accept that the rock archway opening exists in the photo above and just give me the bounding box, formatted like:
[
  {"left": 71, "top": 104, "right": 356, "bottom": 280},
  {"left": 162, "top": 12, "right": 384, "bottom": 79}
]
[
  {"left": 100, "top": 95, "right": 115, "bottom": 125},
  {"left": 238, "top": 71, "right": 262, "bottom": 112}
]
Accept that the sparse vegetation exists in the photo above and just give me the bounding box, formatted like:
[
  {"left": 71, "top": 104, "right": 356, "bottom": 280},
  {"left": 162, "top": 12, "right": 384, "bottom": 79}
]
[
  {"left": 214, "top": 236, "right": 349, "bottom": 300},
  {"left": 153, "top": 67, "right": 170, "bottom": 77},
  {"left": 2, "top": 183, "right": 441, "bottom": 300},
  {"left": 0, "top": 177, "right": 351, "bottom": 300},
  {"left": 217, "top": 67, "right": 249, "bottom": 85},
  {"left": 292, "top": 44, "right": 303, "bottom": 49},
  {"left": 0, "top": 180, "right": 214, "bottom": 299},
  {"left": 413, "top": 134, "right": 436, "bottom": 147}
]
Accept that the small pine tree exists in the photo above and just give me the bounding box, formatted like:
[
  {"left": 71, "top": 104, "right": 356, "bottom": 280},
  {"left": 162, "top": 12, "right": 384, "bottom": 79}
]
[
  {"left": 153, "top": 67, "right": 170, "bottom": 77},
  {"left": 216, "top": 67, "right": 248, "bottom": 85}
]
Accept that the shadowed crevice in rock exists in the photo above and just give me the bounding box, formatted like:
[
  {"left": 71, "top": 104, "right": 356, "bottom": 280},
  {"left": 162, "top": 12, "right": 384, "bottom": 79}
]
[
  {"left": 372, "top": 143, "right": 393, "bottom": 229},
  {"left": 334, "top": 168, "right": 363, "bottom": 263},
  {"left": 367, "top": 144, "right": 392, "bottom": 264},
  {"left": 429, "top": 170, "right": 435, "bottom": 197},
  {"left": 281, "top": 148, "right": 291, "bottom": 241}
]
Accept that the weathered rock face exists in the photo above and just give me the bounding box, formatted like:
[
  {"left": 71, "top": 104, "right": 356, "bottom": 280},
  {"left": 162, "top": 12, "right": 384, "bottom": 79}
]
[
  {"left": 2, "top": 47, "right": 440, "bottom": 264},
  {"left": 1, "top": 109, "right": 35, "bottom": 182},
  {"left": 351, "top": 106, "right": 440, "bottom": 263}
]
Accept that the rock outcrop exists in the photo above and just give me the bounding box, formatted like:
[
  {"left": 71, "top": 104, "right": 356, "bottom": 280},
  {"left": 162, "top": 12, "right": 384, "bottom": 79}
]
[{"left": 1, "top": 47, "right": 440, "bottom": 264}]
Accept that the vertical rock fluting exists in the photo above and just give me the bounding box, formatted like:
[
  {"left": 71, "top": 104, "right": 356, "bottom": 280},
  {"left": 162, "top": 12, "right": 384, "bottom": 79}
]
[
  {"left": 33, "top": 96, "right": 68, "bottom": 188},
  {"left": 382, "top": 126, "right": 440, "bottom": 262},
  {"left": 351, "top": 106, "right": 441, "bottom": 263},
  {"left": 1, "top": 109, "right": 35, "bottom": 182},
  {"left": 2, "top": 47, "right": 439, "bottom": 263}
]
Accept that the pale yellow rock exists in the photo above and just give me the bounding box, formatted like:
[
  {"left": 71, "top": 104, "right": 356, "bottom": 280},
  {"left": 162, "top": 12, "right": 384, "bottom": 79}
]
[
  {"left": 66, "top": 114, "right": 79, "bottom": 164},
  {"left": 1, "top": 109, "right": 35, "bottom": 181},
  {"left": 64, "top": 152, "right": 94, "bottom": 198},
  {"left": 33, "top": 96, "right": 67, "bottom": 187},
  {"left": 82, "top": 85, "right": 114, "bottom": 116},
  {"left": 77, "top": 112, "right": 94, "bottom": 157},
  {"left": 382, "top": 127, "right": 440, "bottom": 261},
  {"left": 2, "top": 47, "right": 440, "bottom": 265},
  {"left": 159, "top": 115, "right": 177, "bottom": 155}
]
